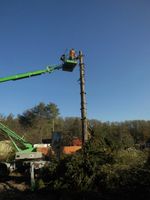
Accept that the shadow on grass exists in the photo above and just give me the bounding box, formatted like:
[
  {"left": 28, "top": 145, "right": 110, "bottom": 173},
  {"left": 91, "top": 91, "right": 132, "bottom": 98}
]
[
  {"left": 0, "top": 188, "right": 150, "bottom": 200},
  {"left": 0, "top": 179, "right": 150, "bottom": 200}
]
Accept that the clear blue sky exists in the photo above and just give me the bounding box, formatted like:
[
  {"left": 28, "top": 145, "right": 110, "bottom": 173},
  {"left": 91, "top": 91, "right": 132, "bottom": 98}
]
[{"left": 0, "top": 0, "right": 150, "bottom": 122}]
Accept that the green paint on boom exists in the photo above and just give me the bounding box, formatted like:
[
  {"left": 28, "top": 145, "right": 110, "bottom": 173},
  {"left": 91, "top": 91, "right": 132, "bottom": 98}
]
[
  {"left": 0, "top": 65, "right": 62, "bottom": 83},
  {"left": 0, "top": 59, "right": 77, "bottom": 83},
  {"left": 0, "top": 122, "right": 34, "bottom": 153}
]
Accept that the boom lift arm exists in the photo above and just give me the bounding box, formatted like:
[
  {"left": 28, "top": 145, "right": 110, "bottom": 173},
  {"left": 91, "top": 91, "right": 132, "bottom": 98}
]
[
  {"left": 0, "top": 122, "right": 34, "bottom": 153},
  {"left": 0, "top": 59, "right": 77, "bottom": 83},
  {"left": 0, "top": 53, "right": 78, "bottom": 186},
  {"left": 0, "top": 65, "right": 62, "bottom": 83},
  {"left": 0, "top": 56, "right": 78, "bottom": 152}
]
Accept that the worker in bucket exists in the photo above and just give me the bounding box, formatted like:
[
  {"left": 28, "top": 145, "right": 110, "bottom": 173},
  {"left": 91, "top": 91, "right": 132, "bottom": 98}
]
[
  {"left": 60, "top": 49, "right": 78, "bottom": 62},
  {"left": 69, "top": 48, "right": 76, "bottom": 60}
]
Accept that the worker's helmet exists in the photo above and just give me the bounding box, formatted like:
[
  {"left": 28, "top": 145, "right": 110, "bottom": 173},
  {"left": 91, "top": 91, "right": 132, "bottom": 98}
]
[{"left": 69, "top": 49, "right": 76, "bottom": 58}]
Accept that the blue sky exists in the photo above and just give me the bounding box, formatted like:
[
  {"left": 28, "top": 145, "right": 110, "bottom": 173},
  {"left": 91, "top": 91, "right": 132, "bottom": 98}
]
[{"left": 0, "top": 0, "right": 150, "bottom": 122}]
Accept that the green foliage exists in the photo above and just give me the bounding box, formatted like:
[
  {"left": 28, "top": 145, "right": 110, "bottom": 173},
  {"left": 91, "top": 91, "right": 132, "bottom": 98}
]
[
  {"left": 2, "top": 103, "right": 150, "bottom": 196},
  {"left": 40, "top": 137, "right": 150, "bottom": 194},
  {"left": 62, "top": 141, "right": 114, "bottom": 191},
  {"left": 114, "top": 148, "right": 147, "bottom": 167},
  {"left": 18, "top": 102, "right": 60, "bottom": 127},
  {"left": 97, "top": 148, "right": 148, "bottom": 190},
  {"left": 17, "top": 102, "right": 60, "bottom": 143},
  {"left": 41, "top": 138, "right": 114, "bottom": 191}
]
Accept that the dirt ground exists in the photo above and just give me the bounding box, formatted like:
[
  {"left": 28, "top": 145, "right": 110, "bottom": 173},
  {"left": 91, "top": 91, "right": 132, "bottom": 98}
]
[
  {"left": 0, "top": 175, "right": 78, "bottom": 200},
  {"left": 0, "top": 176, "right": 102, "bottom": 200},
  {"left": 1, "top": 174, "right": 149, "bottom": 200},
  {"left": 0, "top": 179, "right": 59, "bottom": 200}
]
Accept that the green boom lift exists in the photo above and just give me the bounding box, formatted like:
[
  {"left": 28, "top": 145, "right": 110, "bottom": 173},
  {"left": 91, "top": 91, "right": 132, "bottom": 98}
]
[
  {"left": 0, "top": 55, "right": 78, "bottom": 187},
  {"left": 0, "top": 59, "right": 77, "bottom": 83},
  {"left": 0, "top": 56, "right": 78, "bottom": 155},
  {"left": 0, "top": 122, "right": 34, "bottom": 153}
]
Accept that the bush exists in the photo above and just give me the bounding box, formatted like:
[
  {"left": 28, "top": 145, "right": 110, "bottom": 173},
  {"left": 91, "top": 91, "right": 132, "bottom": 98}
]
[{"left": 41, "top": 139, "right": 150, "bottom": 195}]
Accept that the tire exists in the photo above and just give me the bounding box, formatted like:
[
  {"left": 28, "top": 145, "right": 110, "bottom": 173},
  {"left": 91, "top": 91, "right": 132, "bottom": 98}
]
[{"left": 0, "top": 163, "right": 9, "bottom": 177}]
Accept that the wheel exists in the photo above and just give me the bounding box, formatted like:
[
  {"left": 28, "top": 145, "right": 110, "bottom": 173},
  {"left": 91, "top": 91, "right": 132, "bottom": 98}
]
[{"left": 0, "top": 163, "right": 9, "bottom": 177}]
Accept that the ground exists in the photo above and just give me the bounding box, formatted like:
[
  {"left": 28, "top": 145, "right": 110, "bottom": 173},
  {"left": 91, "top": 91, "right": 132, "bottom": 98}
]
[{"left": 0, "top": 174, "right": 149, "bottom": 200}]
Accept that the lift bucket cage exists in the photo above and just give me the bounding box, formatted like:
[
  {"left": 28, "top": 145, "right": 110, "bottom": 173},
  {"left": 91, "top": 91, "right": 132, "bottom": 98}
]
[{"left": 62, "top": 60, "right": 77, "bottom": 72}]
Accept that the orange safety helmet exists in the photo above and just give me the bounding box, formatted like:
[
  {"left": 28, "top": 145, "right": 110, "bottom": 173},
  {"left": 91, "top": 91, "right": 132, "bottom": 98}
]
[{"left": 69, "top": 48, "right": 76, "bottom": 59}]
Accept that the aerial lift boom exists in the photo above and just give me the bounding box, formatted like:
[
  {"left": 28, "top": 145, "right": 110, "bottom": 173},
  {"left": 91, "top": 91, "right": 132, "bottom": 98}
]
[
  {"left": 0, "top": 55, "right": 78, "bottom": 157},
  {"left": 0, "top": 60, "right": 77, "bottom": 83},
  {"left": 0, "top": 53, "right": 78, "bottom": 188},
  {"left": 0, "top": 122, "right": 34, "bottom": 153}
]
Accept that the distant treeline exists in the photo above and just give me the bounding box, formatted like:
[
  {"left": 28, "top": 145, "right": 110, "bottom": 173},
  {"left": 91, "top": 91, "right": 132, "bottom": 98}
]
[
  {"left": 0, "top": 102, "right": 150, "bottom": 148},
  {"left": 1, "top": 102, "right": 150, "bottom": 198}
]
